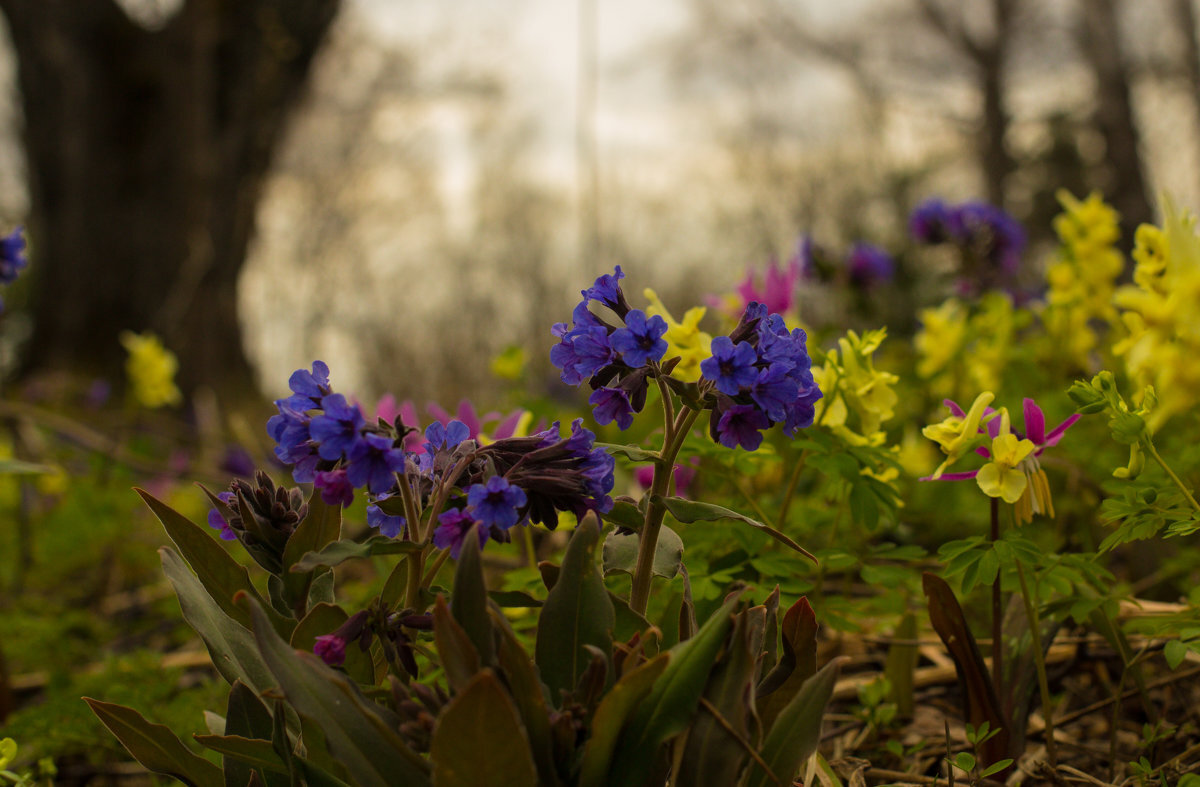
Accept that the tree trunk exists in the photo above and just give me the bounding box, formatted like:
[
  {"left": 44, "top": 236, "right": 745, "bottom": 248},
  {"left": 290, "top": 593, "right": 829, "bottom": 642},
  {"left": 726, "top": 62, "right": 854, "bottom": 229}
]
[
  {"left": 0, "top": 0, "right": 340, "bottom": 398},
  {"left": 1080, "top": 0, "right": 1153, "bottom": 239}
]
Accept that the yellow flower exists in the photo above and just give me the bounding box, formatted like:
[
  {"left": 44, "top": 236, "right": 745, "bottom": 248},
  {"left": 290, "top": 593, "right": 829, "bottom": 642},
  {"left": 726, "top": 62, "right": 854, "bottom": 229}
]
[
  {"left": 923, "top": 391, "right": 995, "bottom": 479},
  {"left": 120, "top": 331, "right": 183, "bottom": 409},
  {"left": 976, "top": 428, "right": 1035, "bottom": 504},
  {"left": 915, "top": 299, "right": 967, "bottom": 379},
  {"left": 642, "top": 288, "right": 713, "bottom": 383}
]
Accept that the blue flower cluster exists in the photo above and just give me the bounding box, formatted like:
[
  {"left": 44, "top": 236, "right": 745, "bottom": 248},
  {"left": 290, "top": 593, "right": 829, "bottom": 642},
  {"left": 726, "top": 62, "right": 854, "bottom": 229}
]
[
  {"left": 432, "top": 418, "right": 615, "bottom": 557},
  {"left": 0, "top": 227, "right": 27, "bottom": 312},
  {"left": 264, "top": 361, "right": 616, "bottom": 558},
  {"left": 909, "top": 198, "right": 1026, "bottom": 274},
  {"left": 700, "top": 303, "right": 822, "bottom": 451},
  {"left": 551, "top": 266, "right": 669, "bottom": 429},
  {"left": 266, "top": 361, "right": 405, "bottom": 503},
  {"left": 845, "top": 242, "right": 895, "bottom": 288}
]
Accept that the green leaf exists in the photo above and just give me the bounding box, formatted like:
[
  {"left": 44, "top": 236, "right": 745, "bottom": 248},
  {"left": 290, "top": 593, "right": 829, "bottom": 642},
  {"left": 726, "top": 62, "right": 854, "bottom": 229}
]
[
  {"left": 1165, "top": 639, "right": 1188, "bottom": 670},
  {"left": 596, "top": 443, "right": 659, "bottom": 462},
  {"left": 246, "top": 598, "right": 432, "bottom": 787},
  {"left": 490, "top": 608, "right": 560, "bottom": 787},
  {"left": 429, "top": 670, "right": 539, "bottom": 787},
  {"left": 606, "top": 594, "right": 740, "bottom": 784},
  {"left": 451, "top": 525, "right": 495, "bottom": 667},
  {"left": 138, "top": 488, "right": 289, "bottom": 636},
  {"left": 981, "top": 758, "right": 1014, "bottom": 778},
  {"left": 160, "top": 547, "right": 275, "bottom": 693},
  {"left": 676, "top": 607, "right": 761, "bottom": 786},
  {"left": 281, "top": 491, "right": 343, "bottom": 615},
  {"left": 222, "top": 681, "right": 276, "bottom": 786},
  {"left": 600, "top": 499, "right": 644, "bottom": 532},
  {"left": 578, "top": 654, "right": 670, "bottom": 787},
  {"left": 194, "top": 734, "right": 288, "bottom": 775},
  {"left": 652, "top": 496, "right": 816, "bottom": 563},
  {"left": 489, "top": 590, "right": 544, "bottom": 608},
  {"left": 536, "top": 514, "right": 615, "bottom": 704},
  {"left": 433, "top": 595, "right": 482, "bottom": 692},
  {"left": 602, "top": 525, "right": 683, "bottom": 580},
  {"left": 84, "top": 698, "right": 223, "bottom": 787},
  {"left": 291, "top": 536, "right": 423, "bottom": 573},
  {"left": 954, "top": 751, "right": 977, "bottom": 773},
  {"left": 756, "top": 596, "right": 819, "bottom": 733},
  {"left": 744, "top": 659, "right": 841, "bottom": 787}
]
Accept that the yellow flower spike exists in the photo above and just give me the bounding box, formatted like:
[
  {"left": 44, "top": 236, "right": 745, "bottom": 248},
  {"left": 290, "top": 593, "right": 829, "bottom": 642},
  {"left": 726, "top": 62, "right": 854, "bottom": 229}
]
[
  {"left": 923, "top": 391, "right": 995, "bottom": 479},
  {"left": 120, "top": 330, "right": 183, "bottom": 409},
  {"left": 642, "top": 288, "right": 713, "bottom": 383}
]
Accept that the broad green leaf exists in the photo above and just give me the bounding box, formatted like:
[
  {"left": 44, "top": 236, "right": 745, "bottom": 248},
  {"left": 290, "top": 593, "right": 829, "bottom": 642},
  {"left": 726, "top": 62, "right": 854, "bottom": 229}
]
[
  {"left": 246, "top": 599, "right": 431, "bottom": 787},
  {"left": 433, "top": 595, "right": 482, "bottom": 692},
  {"left": 602, "top": 525, "right": 683, "bottom": 580},
  {"left": 194, "top": 734, "right": 287, "bottom": 774},
  {"left": 606, "top": 595, "right": 740, "bottom": 784},
  {"left": 379, "top": 560, "right": 409, "bottom": 608},
  {"left": 610, "top": 591, "right": 652, "bottom": 644},
  {"left": 489, "top": 590, "right": 543, "bottom": 608},
  {"left": 676, "top": 607, "right": 761, "bottom": 786},
  {"left": 451, "top": 525, "right": 495, "bottom": 667},
  {"left": 222, "top": 681, "right": 276, "bottom": 786},
  {"left": 595, "top": 442, "right": 659, "bottom": 462},
  {"left": 281, "top": 491, "right": 343, "bottom": 616},
  {"left": 578, "top": 654, "right": 670, "bottom": 787},
  {"left": 536, "top": 514, "right": 615, "bottom": 704},
  {"left": 600, "top": 498, "right": 644, "bottom": 532},
  {"left": 490, "top": 608, "right": 560, "bottom": 787},
  {"left": 138, "top": 489, "right": 289, "bottom": 636},
  {"left": 745, "top": 659, "right": 841, "bottom": 787},
  {"left": 757, "top": 596, "right": 819, "bottom": 732},
  {"left": 1165, "top": 639, "right": 1188, "bottom": 670},
  {"left": 652, "top": 496, "right": 816, "bottom": 563},
  {"left": 160, "top": 547, "right": 275, "bottom": 693},
  {"left": 84, "top": 698, "right": 223, "bottom": 787},
  {"left": 429, "top": 670, "right": 539, "bottom": 787},
  {"left": 291, "top": 536, "right": 423, "bottom": 572}
]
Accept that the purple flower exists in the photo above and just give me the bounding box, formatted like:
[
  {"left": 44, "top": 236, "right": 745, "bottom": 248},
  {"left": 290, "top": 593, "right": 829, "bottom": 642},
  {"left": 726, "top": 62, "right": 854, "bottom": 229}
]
[
  {"left": 424, "top": 419, "right": 471, "bottom": 453},
  {"left": 588, "top": 386, "right": 635, "bottom": 430},
  {"left": 846, "top": 243, "right": 895, "bottom": 288},
  {"left": 715, "top": 404, "right": 770, "bottom": 451},
  {"left": 310, "top": 393, "right": 366, "bottom": 461},
  {"left": 0, "top": 227, "right": 27, "bottom": 285},
  {"left": 288, "top": 360, "right": 331, "bottom": 400},
  {"left": 432, "top": 508, "right": 487, "bottom": 557},
  {"left": 909, "top": 199, "right": 953, "bottom": 243},
  {"left": 610, "top": 309, "right": 668, "bottom": 367},
  {"left": 367, "top": 502, "right": 406, "bottom": 538},
  {"left": 207, "top": 491, "right": 238, "bottom": 541},
  {"left": 345, "top": 432, "right": 405, "bottom": 495},
  {"left": 219, "top": 446, "right": 256, "bottom": 478},
  {"left": 467, "top": 476, "right": 527, "bottom": 530},
  {"left": 314, "top": 469, "right": 354, "bottom": 507},
  {"left": 749, "top": 364, "right": 796, "bottom": 422},
  {"left": 701, "top": 336, "right": 759, "bottom": 396},
  {"left": 314, "top": 634, "right": 347, "bottom": 666},
  {"left": 583, "top": 265, "right": 629, "bottom": 314}
]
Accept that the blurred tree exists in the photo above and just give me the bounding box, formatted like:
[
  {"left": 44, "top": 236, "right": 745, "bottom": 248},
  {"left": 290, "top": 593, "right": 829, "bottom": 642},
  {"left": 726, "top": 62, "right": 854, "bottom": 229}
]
[
  {"left": 1078, "top": 0, "right": 1152, "bottom": 239},
  {"left": 0, "top": 0, "right": 340, "bottom": 397}
]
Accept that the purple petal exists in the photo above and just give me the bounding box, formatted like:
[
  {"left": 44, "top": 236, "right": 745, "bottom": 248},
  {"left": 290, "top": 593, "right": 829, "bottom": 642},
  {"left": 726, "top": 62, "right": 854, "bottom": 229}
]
[
  {"left": 1043, "top": 414, "right": 1081, "bottom": 448},
  {"left": 943, "top": 399, "right": 966, "bottom": 418},
  {"left": 1023, "top": 398, "right": 1045, "bottom": 445}
]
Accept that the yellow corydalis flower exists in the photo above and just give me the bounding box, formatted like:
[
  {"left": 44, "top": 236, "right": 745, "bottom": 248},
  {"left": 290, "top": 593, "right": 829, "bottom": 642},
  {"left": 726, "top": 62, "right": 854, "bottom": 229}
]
[
  {"left": 923, "top": 391, "right": 994, "bottom": 479},
  {"left": 975, "top": 409, "right": 1036, "bottom": 504},
  {"left": 915, "top": 298, "right": 967, "bottom": 380},
  {"left": 642, "top": 288, "right": 712, "bottom": 383},
  {"left": 1113, "top": 195, "right": 1200, "bottom": 429},
  {"left": 120, "top": 330, "right": 182, "bottom": 409}
]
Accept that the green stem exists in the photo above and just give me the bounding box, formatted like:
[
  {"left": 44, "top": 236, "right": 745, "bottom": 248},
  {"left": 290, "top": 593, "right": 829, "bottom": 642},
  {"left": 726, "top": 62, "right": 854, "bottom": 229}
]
[
  {"left": 404, "top": 550, "right": 425, "bottom": 612},
  {"left": 1146, "top": 439, "right": 1200, "bottom": 513},
  {"left": 991, "top": 497, "right": 1003, "bottom": 704},
  {"left": 629, "top": 406, "right": 700, "bottom": 617},
  {"left": 775, "top": 449, "right": 810, "bottom": 530},
  {"left": 422, "top": 545, "right": 452, "bottom": 587},
  {"left": 1014, "top": 558, "right": 1057, "bottom": 767}
]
